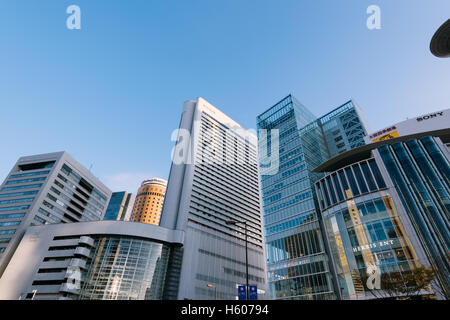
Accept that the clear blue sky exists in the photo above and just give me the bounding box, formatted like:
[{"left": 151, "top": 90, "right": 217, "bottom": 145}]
[{"left": 0, "top": 1, "right": 449, "bottom": 193}]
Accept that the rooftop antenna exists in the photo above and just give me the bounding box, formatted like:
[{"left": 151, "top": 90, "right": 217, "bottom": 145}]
[{"left": 89, "top": 164, "right": 93, "bottom": 172}]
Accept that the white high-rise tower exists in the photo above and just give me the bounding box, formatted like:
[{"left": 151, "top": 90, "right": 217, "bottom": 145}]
[{"left": 160, "top": 97, "right": 268, "bottom": 300}]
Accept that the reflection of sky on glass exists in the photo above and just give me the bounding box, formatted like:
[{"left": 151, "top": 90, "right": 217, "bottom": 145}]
[{"left": 0, "top": 0, "right": 449, "bottom": 193}]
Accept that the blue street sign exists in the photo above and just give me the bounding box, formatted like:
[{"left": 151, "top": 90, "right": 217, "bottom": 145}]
[
  {"left": 238, "top": 285, "right": 246, "bottom": 300},
  {"left": 249, "top": 285, "right": 258, "bottom": 300}
]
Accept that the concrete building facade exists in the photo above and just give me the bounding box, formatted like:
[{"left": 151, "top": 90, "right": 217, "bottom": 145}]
[
  {"left": 160, "top": 97, "right": 268, "bottom": 300},
  {"left": 0, "top": 152, "right": 111, "bottom": 278},
  {"left": 0, "top": 221, "right": 184, "bottom": 300}
]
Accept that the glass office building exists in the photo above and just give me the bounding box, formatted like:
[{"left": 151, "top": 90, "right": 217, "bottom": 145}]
[
  {"left": 378, "top": 137, "right": 449, "bottom": 297},
  {"left": 315, "top": 158, "right": 425, "bottom": 299},
  {"left": 314, "top": 108, "right": 450, "bottom": 299},
  {"left": 257, "top": 95, "right": 368, "bottom": 300},
  {"left": 103, "top": 191, "right": 135, "bottom": 221}
]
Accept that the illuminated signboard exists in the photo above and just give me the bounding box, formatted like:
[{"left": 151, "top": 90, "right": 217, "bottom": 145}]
[
  {"left": 369, "top": 126, "right": 397, "bottom": 140},
  {"left": 372, "top": 131, "right": 399, "bottom": 142}
]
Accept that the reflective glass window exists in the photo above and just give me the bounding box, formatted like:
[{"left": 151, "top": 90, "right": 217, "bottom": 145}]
[
  {"left": 0, "top": 198, "right": 34, "bottom": 205},
  {"left": 0, "top": 213, "right": 26, "bottom": 219},
  {"left": 383, "top": 219, "right": 397, "bottom": 239},
  {"left": 1, "top": 184, "right": 43, "bottom": 192},
  {"left": 360, "top": 162, "right": 377, "bottom": 191},
  {"left": 332, "top": 174, "right": 344, "bottom": 201},
  {"left": 0, "top": 205, "right": 30, "bottom": 212},
  {"left": 357, "top": 203, "right": 368, "bottom": 216},
  {"left": 421, "top": 137, "right": 450, "bottom": 188},
  {"left": 0, "top": 191, "right": 38, "bottom": 198},
  {"left": 0, "top": 221, "right": 21, "bottom": 227},
  {"left": 344, "top": 167, "right": 360, "bottom": 196},
  {"left": 352, "top": 165, "right": 368, "bottom": 194},
  {"left": 320, "top": 180, "right": 331, "bottom": 207},
  {"left": 373, "top": 222, "right": 387, "bottom": 241},
  {"left": 0, "top": 229, "right": 15, "bottom": 235},
  {"left": 326, "top": 176, "right": 337, "bottom": 204},
  {"left": 374, "top": 199, "right": 386, "bottom": 212},
  {"left": 6, "top": 177, "right": 46, "bottom": 185},
  {"left": 10, "top": 170, "right": 50, "bottom": 179},
  {"left": 338, "top": 170, "right": 350, "bottom": 197},
  {"left": 365, "top": 201, "right": 377, "bottom": 215},
  {"left": 368, "top": 159, "right": 386, "bottom": 189}
]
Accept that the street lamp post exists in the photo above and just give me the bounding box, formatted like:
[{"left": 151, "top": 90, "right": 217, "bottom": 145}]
[
  {"left": 226, "top": 219, "right": 249, "bottom": 300},
  {"left": 207, "top": 284, "right": 217, "bottom": 300}
]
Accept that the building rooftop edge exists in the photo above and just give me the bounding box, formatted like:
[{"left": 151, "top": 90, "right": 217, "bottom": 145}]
[
  {"left": 25, "top": 220, "right": 184, "bottom": 245},
  {"left": 314, "top": 128, "right": 450, "bottom": 173}
]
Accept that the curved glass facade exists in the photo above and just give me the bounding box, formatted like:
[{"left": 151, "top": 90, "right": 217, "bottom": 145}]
[
  {"left": 318, "top": 186, "right": 422, "bottom": 299},
  {"left": 79, "top": 236, "right": 171, "bottom": 300},
  {"left": 316, "top": 158, "right": 427, "bottom": 299},
  {"left": 378, "top": 137, "right": 450, "bottom": 297},
  {"left": 316, "top": 133, "right": 450, "bottom": 299},
  {"left": 317, "top": 158, "right": 387, "bottom": 211}
]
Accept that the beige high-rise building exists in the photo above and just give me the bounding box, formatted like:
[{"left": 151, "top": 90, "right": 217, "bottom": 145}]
[{"left": 130, "top": 178, "right": 167, "bottom": 225}]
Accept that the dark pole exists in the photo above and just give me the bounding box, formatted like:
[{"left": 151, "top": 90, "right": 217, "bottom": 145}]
[
  {"left": 226, "top": 219, "right": 250, "bottom": 300},
  {"left": 244, "top": 221, "right": 249, "bottom": 300}
]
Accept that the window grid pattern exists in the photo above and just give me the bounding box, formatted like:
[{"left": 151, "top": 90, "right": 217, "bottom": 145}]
[
  {"left": 80, "top": 237, "right": 171, "bottom": 300},
  {"left": 322, "top": 194, "right": 422, "bottom": 299},
  {"left": 378, "top": 138, "right": 450, "bottom": 296},
  {"left": 316, "top": 158, "right": 387, "bottom": 210},
  {"left": 258, "top": 96, "right": 335, "bottom": 300},
  {"left": 188, "top": 112, "right": 263, "bottom": 247}
]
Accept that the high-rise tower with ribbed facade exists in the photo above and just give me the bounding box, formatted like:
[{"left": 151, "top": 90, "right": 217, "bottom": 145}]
[{"left": 160, "top": 97, "right": 268, "bottom": 300}]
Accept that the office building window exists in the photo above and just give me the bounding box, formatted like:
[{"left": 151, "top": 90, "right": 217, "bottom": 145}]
[
  {"left": 0, "top": 198, "right": 34, "bottom": 205},
  {"left": 0, "top": 229, "right": 16, "bottom": 235},
  {"left": 0, "top": 213, "right": 26, "bottom": 219},
  {"left": 1, "top": 184, "right": 43, "bottom": 192},
  {"left": 0, "top": 221, "right": 21, "bottom": 227},
  {"left": 10, "top": 170, "right": 50, "bottom": 179},
  {"left": 352, "top": 165, "right": 368, "bottom": 194},
  {"left": 344, "top": 167, "right": 360, "bottom": 196},
  {"left": 6, "top": 177, "right": 46, "bottom": 185},
  {"left": 360, "top": 162, "right": 377, "bottom": 191},
  {"left": 0, "top": 205, "right": 30, "bottom": 212},
  {"left": 368, "top": 159, "right": 386, "bottom": 189}
]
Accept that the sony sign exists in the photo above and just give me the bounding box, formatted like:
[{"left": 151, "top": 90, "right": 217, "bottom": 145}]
[{"left": 417, "top": 111, "right": 444, "bottom": 122}]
